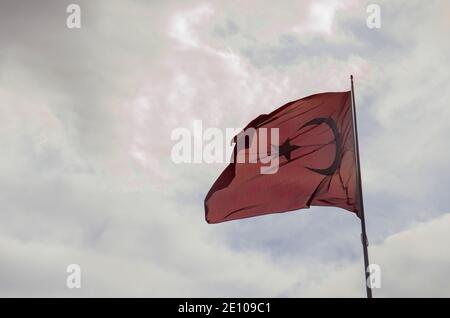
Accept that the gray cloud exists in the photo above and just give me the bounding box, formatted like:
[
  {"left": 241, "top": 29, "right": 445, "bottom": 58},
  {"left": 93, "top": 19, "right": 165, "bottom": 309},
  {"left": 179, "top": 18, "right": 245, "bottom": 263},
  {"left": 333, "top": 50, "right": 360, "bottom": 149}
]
[{"left": 0, "top": 0, "right": 449, "bottom": 297}]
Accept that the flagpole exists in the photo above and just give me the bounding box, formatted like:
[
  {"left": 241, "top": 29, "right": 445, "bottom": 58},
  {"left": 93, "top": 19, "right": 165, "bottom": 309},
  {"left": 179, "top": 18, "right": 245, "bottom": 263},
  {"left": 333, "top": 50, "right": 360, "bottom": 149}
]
[{"left": 350, "top": 75, "right": 373, "bottom": 298}]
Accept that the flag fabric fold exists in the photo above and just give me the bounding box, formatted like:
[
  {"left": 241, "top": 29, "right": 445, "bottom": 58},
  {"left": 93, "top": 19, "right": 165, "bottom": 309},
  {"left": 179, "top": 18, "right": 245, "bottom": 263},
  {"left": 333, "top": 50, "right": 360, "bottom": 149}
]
[{"left": 205, "top": 91, "right": 359, "bottom": 223}]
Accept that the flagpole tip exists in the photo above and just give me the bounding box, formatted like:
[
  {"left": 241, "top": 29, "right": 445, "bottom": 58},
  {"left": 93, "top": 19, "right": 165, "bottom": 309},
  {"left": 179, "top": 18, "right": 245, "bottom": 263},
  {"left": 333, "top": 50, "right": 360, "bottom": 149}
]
[{"left": 350, "top": 74, "right": 354, "bottom": 80}]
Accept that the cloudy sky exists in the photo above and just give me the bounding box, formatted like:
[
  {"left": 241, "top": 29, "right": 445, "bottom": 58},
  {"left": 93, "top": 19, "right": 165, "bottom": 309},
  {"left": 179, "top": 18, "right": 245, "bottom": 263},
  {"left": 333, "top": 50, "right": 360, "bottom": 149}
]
[{"left": 0, "top": 0, "right": 449, "bottom": 297}]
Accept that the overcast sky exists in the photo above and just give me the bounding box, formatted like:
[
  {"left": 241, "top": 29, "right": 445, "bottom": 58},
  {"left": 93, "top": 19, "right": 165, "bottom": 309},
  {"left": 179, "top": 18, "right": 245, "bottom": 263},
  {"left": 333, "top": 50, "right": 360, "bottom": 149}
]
[{"left": 0, "top": 0, "right": 449, "bottom": 297}]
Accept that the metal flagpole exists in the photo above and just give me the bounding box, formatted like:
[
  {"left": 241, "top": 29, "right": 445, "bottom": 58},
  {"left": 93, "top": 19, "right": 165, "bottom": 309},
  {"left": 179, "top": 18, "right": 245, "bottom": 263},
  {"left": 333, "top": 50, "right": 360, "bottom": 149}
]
[{"left": 350, "top": 75, "right": 373, "bottom": 298}]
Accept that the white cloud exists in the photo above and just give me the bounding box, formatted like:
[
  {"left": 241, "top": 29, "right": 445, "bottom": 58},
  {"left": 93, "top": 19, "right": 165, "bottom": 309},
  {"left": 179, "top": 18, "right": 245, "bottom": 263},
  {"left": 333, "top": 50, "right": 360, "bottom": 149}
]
[
  {"left": 168, "top": 4, "right": 213, "bottom": 49},
  {"left": 0, "top": 0, "right": 449, "bottom": 297},
  {"left": 292, "top": 1, "right": 338, "bottom": 35},
  {"left": 302, "top": 213, "right": 450, "bottom": 297}
]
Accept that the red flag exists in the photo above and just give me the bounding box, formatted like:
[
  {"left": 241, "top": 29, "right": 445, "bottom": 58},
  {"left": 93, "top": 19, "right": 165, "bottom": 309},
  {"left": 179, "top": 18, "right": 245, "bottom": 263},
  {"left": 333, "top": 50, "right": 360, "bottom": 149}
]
[{"left": 205, "top": 91, "right": 359, "bottom": 223}]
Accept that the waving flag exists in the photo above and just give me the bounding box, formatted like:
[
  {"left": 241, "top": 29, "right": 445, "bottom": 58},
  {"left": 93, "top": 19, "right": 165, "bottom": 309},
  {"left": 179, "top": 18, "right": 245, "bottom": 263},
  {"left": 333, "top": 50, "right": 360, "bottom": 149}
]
[{"left": 204, "top": 91, "right": 359, "bottom": 224}]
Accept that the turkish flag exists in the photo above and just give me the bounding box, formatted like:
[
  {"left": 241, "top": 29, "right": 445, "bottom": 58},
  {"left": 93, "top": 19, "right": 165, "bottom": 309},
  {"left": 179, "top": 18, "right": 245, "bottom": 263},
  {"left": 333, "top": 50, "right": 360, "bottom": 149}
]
[{"left": 205, "top": 91, "right": 360, "bottom": 223}]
